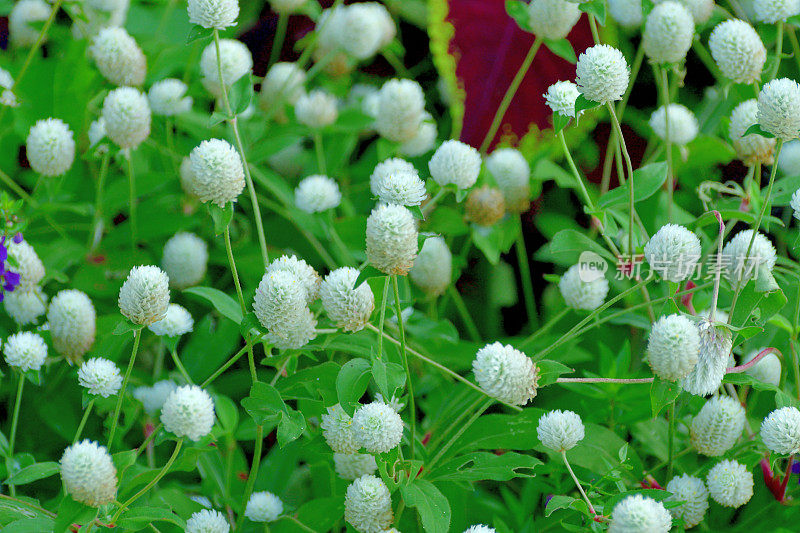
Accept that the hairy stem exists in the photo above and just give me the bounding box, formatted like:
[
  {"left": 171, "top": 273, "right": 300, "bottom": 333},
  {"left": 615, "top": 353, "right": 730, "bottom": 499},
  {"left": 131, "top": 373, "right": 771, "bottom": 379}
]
[
  {"left": 393, "top": 275, "right": 416, "bottom": 459},
  {"left": 109, "top": 328, "right": 142, "bottom": 449}
]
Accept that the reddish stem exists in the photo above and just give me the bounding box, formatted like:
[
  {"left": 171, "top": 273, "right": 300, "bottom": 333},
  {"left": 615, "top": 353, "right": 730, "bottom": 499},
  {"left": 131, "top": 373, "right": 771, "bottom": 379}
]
[{"left": 727, "top": 348, "right": 782, "bottom": 374}]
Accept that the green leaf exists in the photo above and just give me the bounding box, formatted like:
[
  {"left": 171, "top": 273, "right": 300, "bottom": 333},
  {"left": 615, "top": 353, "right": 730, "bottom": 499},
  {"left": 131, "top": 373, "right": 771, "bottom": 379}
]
[
  {"left": 208, "top": 111, "right": 230, "bottom": 127},
  {"left": 229, "top": 74, "right": 254, "bottom": 116},
  {"left": 743, "top": 123, "right": 775, "bottom": 138},
  {"left": 355, "top": 266, "right": 386, "bottom": 290},
  {"left": 5, "top": 462, "right": 58, "bottom": 486},
  {"left": 650, "top": 376, "right": 681, "bottom": 418},
  {"left": 112, "top": 318, "right": 144, "bottom": 335},
  {"left": 331, "top": 108, "right": 376, "bottom": 132},
  {"left": 408, "top": 204, "right": 425, "bottom": 220},
  {"left": 336, "top": 358, "right": 372, "bottom": 415},
  {"left": 506, "top": 0, "right": 533, "bottom": 32},
  {"left": 597, "top": 162, "right": 668, "bottom": 209},
  {"left": 241, "top": 382, "right": 285, "bottom": 426},
  {"left": 545, "top": 494, "right": 588, "bottom": 517},
  {"left": 574, "top": 94, "right": 601, "bottom": 120},
  {"left": 536, "top": 359, "right": 573, "bottom": 386},
  {"left": 187, "top": 24, "right": 213, "bottom": 43},
  {"left": 183, "top": 286, "right": 243, "bottom": 324},
  {"left": 53, "top": 497, "right": 95, "bottom": 533},
  {"left": 552, "top": 111, "right": 571, "bottom": 133},
  {"left": 550, "top": 229, "right": 616, "bottom": 262},
  {"left": 276, "top": 408, "right": 306, "bottom": 447},
  {"left": 729, "top": 280, "right": 787, "bottom": 333},
  {"left": 429, "top": 451, "right": 542, "bottom": 481},
  {"left": 579, "top": 0, "right": 607, "bottom": 24},
  {"left": 472, "top": 216, "right": 521, "bottom": 265},
  {"left": 544, "top": 38, "right": 577, "bottom": 63},
  {"left": 399, "top": 479, "right": 452, "bottom": 533},
  {"left": 117, "top": 507, "right": 186, "bottom": 530},
  {"left": 207, "top": 202, "right": 233, "bottom": 235},
  {"left": 693, "top": 209, "right": 783, "bottom": 230}
]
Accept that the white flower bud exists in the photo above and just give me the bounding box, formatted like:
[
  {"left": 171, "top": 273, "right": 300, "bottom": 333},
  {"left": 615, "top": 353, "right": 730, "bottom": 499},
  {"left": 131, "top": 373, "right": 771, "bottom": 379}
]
[
  {"left": 60, "top": 440, "right": 117, "bottom": 507},
  {"left": 778, "top": 139, "right": 800, "bottom": 174},
  {"left": 48, "top": 289, "right": 96, "bottom": 362},
  {"left": 133, "top": 380, "right": 176, "bottom": 415},
  {"left": 200, "top": 39, "right": 252, "bottom": 98},
  {"left": 10, "top": 0, "right": 49, "bottom": 47},
  {"left": 544, "top": 80, "right": 580, "bottom": 119},
  {"left": 88, "top": 119, "right": 107, "bottom": 152},
  {"left": 189, "top": 139, "right": 245, "bottom": 206},
  {"left": 428, "top": 140, "right": 481, "bottom": 189},
  {"left": 649, "top": 104, "right": 698, "bottom": 145},
  {"left": 118, "top": 265, "right": 170, "bottom": 326},
  {"left": 608, "top": 494, "right": 672, "bottom": 533},
  {"left": 646, "top": 314, "right": 700, "bottom": 381},
  {"left": 259, "top": 62, "right": 306, "bottom": 109},
  {"left": 400, "top": 116, "right": 437, "bottom": 157},
  {"left": 339, "top": 4, "right": 386, "bottom": 60},
  {"left": 374, "top": 169, "right": 427, "bottom": 207},
  {"left": 253, "top": 269, "right": 317, "bottom": 349},
  {"left": 295, "top": 174, "right": 342, "bottom": 212},
  {"left": 0, "top": 68, "right": 18, "bottom": 108},
  {"left": 295, "top": 89, "right": 338, "bottom": 129},
  {"left": 375, "top": 79, "right": 425, "bottom": 143},
  {"left": 536, "top": 410, "right": 585, "bottom": 452},
  {"left": 90, "top": 27, "right": 146, "bottom": 87},
  {"left": 321, "top": 403, "right": 359, "bottom": 453},
  {"left": 26, "top": 118, "right": 75, "bottom": 177},
  {"left": 320, "top": 267, "right": 375, "bottom": 332},
  {"left": 709, "top": 20, "right": 766, "bottom": 85},
  {"left": 245, "top": 491, "right": 282, "bottom": 522},
  {"left": 661, "top": 0, "right": 714, "bottom": 23},
  {"left": 4, "top": 286, "right": 46, "bottom": 325},
  {"left": 706, "top": 459, "right": 753, "bottom": 507},
  {"left": 101, "top": 87, "right": 151, "bottom": 149},
  {"left": 527, "top": 0, "right": 581, "bottom": 40},
  {"left": 644, "top": 224, "right": 702, "bottom": 282},
  {"left": 473, "top": 342, "right": 539, "bottom": 406},
  {"left": 466, "top": 186, "right": 506, "bottom": 226},
  {"left": 758, "top": 78, "right": 800, "bottom": 140},
  {"left": 760, "top": 406, "right": 800, "bottom": 455},
  {"left": 643, "top": 1, "right": 694, "bottom": 64},
  {"left": 7, "top": 240, "right": 44, "bottom": 289},
  {"left": 729, "top": 99, "right": 776, "bottom": 166},
  {"left": 161, "top": 232, "right": 208, "bottom": 289},
  {"left": 721, "top": 229, "right": 776, "bottom": 286},
  {"left": 186, "top": 510, "right": 229, "bottom": 533},
  {"left": 334, "top": 452, "right": 378, "bottom": 480},
  {"left": 409, "top": 236, "right": 452, "bottom": 296},
  {"left": 366, "top": 204, "right": 418, "bottom": 275},
  {"left": 754, "top": 0, "right": 800, "bottom": 21},
  {"left": 352, "top": 401, "right": 404, "bottom": 453},
  {"left": 269, "top": 0, "right": 307, "bottom": 14},
  {"left": 148, "top": 79, "right": 192, "bottom": 116},
  {"left": 681, "top": 319, "right": 732, "bottom": 396},
  {"left": 576, "top": 45, "right": 630, "bottom": 104},
  {"left": 559, "top": 263, "right": 609, "bottom": 310},
  {"left": 691, "top": 395, "right": 745, "bottom": 456},
  {"left": 4, "top": 331, "right": 47, "bottom": 371},
  {"left": 188, "top": 0, "right": 239, "bottom": 29},
  {"left": 345, "top": 475, "right": 393, "bottom": 533},
  {"left": 792, "top": 188, "right": 800, "bottom": 220},
  {"left": 78, "top": 358, "right": 123, "bottom": 397},
  {"left": 148, "top": 303, "right": 193, "bottom": 337},
  {"left": 608, "top": 0, "right": 643, "bottom": 28},
  {"left": 464, "top": 526, "right": 495, "bottom": 533},
  {"left": 161, "top": 384, "right": 215, "bottom": 441},
  {"left": 742, "top": 347, "right": 781, "bottom": 385},
  {"left": 266, "top": 255, "right": 321, "bottom": 303},
  {"left": 370, "top": 158, "right": 416, "bottom": 196},
  {"left": 665, "top": 474, "right": 709, "bottom": 529},
  {"left": 486, "top": 147, "right": 530, "bottom": 213}
]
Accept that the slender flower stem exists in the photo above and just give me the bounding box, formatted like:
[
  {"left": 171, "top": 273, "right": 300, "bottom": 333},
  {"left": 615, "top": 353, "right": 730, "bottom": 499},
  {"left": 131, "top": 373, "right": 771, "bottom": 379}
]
[
  {"left": 7, "top": 374, "right": 25, "bottom": 495},
  {"left": 727, "top": 347, "right": 782, "bottom": 373},
  {"left": 200, "top": 333, "right": 266, "bottom": 388},
  {"left": 422, "top": 188, "right": 447, "bottom": 216},
  {"left": 515, "top": 217, "right": 538, "bottom": 329},
  {"left": 709, "top": 211, "right": 725, "bottom": 321},
  {"left": 447, "top": 285, "right": 481, "bottom": 342},
  {"left": 562, "top": 450, "right": 597, "bottom": 516},
  {"left": 525, "top": 308, "right": 570, "bottom": 345},
  {"left": 377, "top": 277, "right": 390, "bottom": 358},
  {"left": 326, "top": 211, "right": 352, "bottom": 266},
  {"left": 658, "top": 68, "right": 675, "bottom": 222},
  {"left": 392, "top": 275, "right": 416, "bottom": 459},
  {"left": 125, "top": 149, "right": 137, "bottom": 250},
  {"left": 667, "top": 402, "right": 676, "bottom": 479},
  {"left": 606, "top": 103, "right": 637, "bottom": 256},
  {"left": 283, "top": 515, "right": 316, "bottom": 533},
  {"left": 479, "top": 37, "right": 543, "bottom": 153},
  {"left": 170, "top": 348, "right": 193, "bottom": 384},
  {"left": 788, "top": 26, "right": 800, "bottom": 75},
  {"left": 235, "top": 425, "right": 264, "bottom": 531},
  {"left": 73, "top": 399, "right": 95, "bottom": 444},
  {"left": 89, "top": 151, "right": 111, "bottom": 251},
  {"left": 588, "top": 14, "right": 601, "bottom": 44},
  {"left": 768, "top": 21, "right": 784, "bottom": 80},
  {"left": 313, "top": 130, "right": 326, "bottom": 174},
  {"left": 427, "top": 399, "right": 491, "bottom": 470},
  {"left": 556, "top": 376, "right": 654, "bottom": 384},
  {"left": 269, "top": 12, "right": 289, "bottom": 69},
  {"left": 109, "top": 328, "right": 142, "bottom": 449},
  {"left": 223, "top": 226, "right": 258, "bottom": 385}
]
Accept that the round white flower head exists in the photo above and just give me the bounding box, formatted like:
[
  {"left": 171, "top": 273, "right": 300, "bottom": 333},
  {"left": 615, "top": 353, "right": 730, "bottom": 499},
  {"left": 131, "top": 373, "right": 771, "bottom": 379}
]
[
  {"left": 646, "top": 314, "right": 700, "bottom": 381},
  {"left": 559, "top": 263, "right": 609, "bottom": 310},
  {"left": 576, "top": 45, "right": 630, "bottom": 104},
  {"left": 344, "top": 474, "right": 393, "bottom": 533},
  {"left": 649, "top": 104, "right": 699, "bottom": 145},
  {"left": 189, "top": 139, "right": 245, "bottom": 206},
  {"left": 4, "top": 331, "right": 47, "bottom": 371},
  {"left": 188, "top": 0, "right": 239, "bottom": 29},
  {"left": 527, "top": 0, "right": 580, "bottom": 40},
  {"left": 320, "top": 267, "right": 375, "bottom": 332},
  {"left": 359, "top": 3, "right": 395, "bottom": 49},
  {"left": 267, "top": 255, "right": 321, "bottom": 302},
  {"left": 754, "top": 0, "right": 800, "bottom": 21},
  {"left": 742, "top": 347, "right": 781, "bottom": 385},
  {"left": 375, "top": 79, "right": 426, "bottom": 143},
  {"left": 90, "top": 27, "right": 146, "bottom": 87},
  {"left": 253, "top": 269, "right": 317, "bottom": 349},
  {"left": 60, "top": 440, "right": 117, "bottom": 507},
  {"left": 339, "top": 4, "right": 387, "bottom": 60},
  {"left": 608, "top": 494, "right": 672, "bottom": 533},
  {"left": 118, "top": 265, "right": 170, "bottom": 326},
  {"left": 88, "top": 118, "right": 107, "bottom": 152},
  {"left": 4, "top": 286, "right": 47, "bottom": 325},
  {"left": 148, "top": 79, "right": 192, "bottom": 116},
  {"left": 760, "top": 406, "right": 800, "bottom": 455},
  {"left": 428, "top": 140, "right": 482, "bottom": 189},
  {"left": 374, "top": 169, "right": 427, "bottom": 207},
  {"left": 400, "top": 116, "right": 437, "bottom": 157},
  {"left": 536, "top": 410, "right": 585, "bottom": 452},
  {"left": 295, "top": 174, "right": 342, "bottom": 213},
  {"left": 691, "top": 395, "right": 745, "bottom": 456},
  {"left": 409, "top": 236, "right": 452, "bottom": 296},
  {"left": 466, "top": 186, "right": 506, "bottom": 226},
  {"left": 186, "top": 509, "right": 229, "bottom": 533},
  {"left": 270, "top": 0, "right": 307, "bottom": 13},
  {"left": 709, "top": 20, "right": 766, "bottom": 85},
  {"left": 608, "top": 0, "right": 643, "bottom": 28},
  {"left": 729, "top": 99, "right": 776, "bottom": 166},
  {"left": 179, "top": 156, "right": 197, "bottom": 196},
  {"left": 464, "top": 526, "right": 495, "bottom": 533},
  {"left": 295, "top": 89, "right": 338, "bottom": 129},
  {"left": 162, "top": 232, "right": 208, "bottom": 289},
  {"left": 758, "top": 78, "right": 800, "bottom": 140},
  {"left": 334, "top": 452, "right": 378, "bottom": 480},
  {"left": 643, "top": 1, "right": 694, "bottom": 64},
  {"left": 352, "top": 401, "right": 404, "bottom": 453},
  {"left": 7, "top": 240, "right": 44, "bottom": 289},
  {"left": 473, "top": 342, "right": 540, "bottom": 406},
  {"left": 544, "top": 80, "right": 580, "bottom": 119},
  {"left": 101, "top": 87, "right": 151, "bottom": 149},
  {"left": 681, "top": 319, "right": 733, "bottom": 396},
  {"left": 10, "top": 0, "right": 49, "bottom": 47},
  {"left": 78, "top": 358, "right": 123, "bottom": 398},
  {"left": 370, "top": 158, "right": 416, "bottom": 196},
  {"left": 721, "top": 229, "right": 777, "bottom": 285},
  {"left": 148, "top": 303, "right": 194, "bottom": 337},
  {"left": 26, "top": 118, "right": 75, "bottom": 177},
  {"left": 660, "top": 0, "right": 714, "bottom": 23},
  {"left": 245, "top": 491, "right": 283, "bottom": 522},
  {"left": 706, "top": 459, "right": 753, "bottom": 507},
  {"left": 778, "top": 139, "right": 800, "bottom": 174},
  {"left": 160, "top": 384, "right": 215, "bottom": 441},
  {"left": 366, "top": 204, "right": 418, "bottom": 275},
  {"left": 48, "top": 289, "right": 96, "bottom": 362},
  {"left": 321, "top": 403, "right": 359, "bottom": 453},
  {"left": 259, "top": 62, "right": 307, "bottom": 110},
  {"left": 792, "top": 188, "right": 800, "bottom": 220},
  {"left": 644, "top": 224, "right": 702, "bottom": 282},
  {"left": 665, "top": 474, "right": 709, "bottom": 529},
  {"left": 200, "top": 39, "right": 252, "bottom": 98},
  {"left": 486, "top": 147, "right": 530, "bottom": 213},
  {"left": 133, "top": 380, "right": 177, "bottom": 415}
]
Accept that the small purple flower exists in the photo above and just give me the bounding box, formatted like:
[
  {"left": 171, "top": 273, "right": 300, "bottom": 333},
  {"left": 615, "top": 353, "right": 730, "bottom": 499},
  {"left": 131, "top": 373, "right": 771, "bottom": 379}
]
[{"left": 13, "top": 233, "right": 23, "bottom": 244}]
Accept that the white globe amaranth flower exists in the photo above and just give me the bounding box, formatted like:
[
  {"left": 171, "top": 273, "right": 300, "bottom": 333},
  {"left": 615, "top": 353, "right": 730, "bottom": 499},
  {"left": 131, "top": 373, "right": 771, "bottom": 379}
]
[
  {"left": 48, "top": 289, "right": 96, "bottom": 362},
  {"left": 200, "top": 39, "right": 252, "bottom": 98},
  {"left": 3, "top": 331, "right": 47, "bottom": 371},
  {"left": 359, "top": 2, "right": 395, "bottom": 49},
  {"left": 536, "top": 410, "right": 585, "bottom": 452},
  {"left": 646, "top": 314, "right": 700, "bottom": 381},
  {"left": 148, "top": 303, "right": 194, "bottom": 337},
  {"left": 375, "top": 79, "right": 426, "bottom": 143},
  {"left": 375, "top": 393, "right": 405, "bottom": 413},
  {"left": 544, "top": 80, "right": 580, "bottom": 120},
  {"left": 742, "top": 347, "right": 781, "bottom": 385},
  {"left": 269, "top": 0, "right": 307, "bottom": 13},
  {"left": 188, "top": 0, "right": 239, "bottom": 29},
  {"left": 160, "top": 384, "right": 215, "bottom": 441},
  {"left": 708, "top": 20, "right": 766, "bottom": 85},
  {"left": 245, "top": 491, "right": 283, "bottom": 522},
  {"left": 4, "top": 286, "right": 47, "bottom": 325},
  {"left": 366, "top": 203, "right": 418, "bottom": 276},
  {"left": 295, "top": 174, "right": 342, "bottom": 213},
  {"left": 760, "top": 406, "right": 800, "bottom": 454},
  {"left": 665, "top": 474, "right": 709, "bottom": 529},
  {"left": 118, "top": 265, "right": 170, "bottom": 326},
  {"left": 88, "top": 119, "right": 107, "bottom": 152},
  {"left": 26, "top": 118, "right": 76, "bottom": 177},
  {"left": 464, "top": 526, "right": 495, "bottom": 533},
  {"left": 758, "top": 78, "right": 800, "bottom": 140},
  {"left": 729, "top": 99, "right": 776, "bottom": 166},
  {"left": 60, "top": 440, "right": 117, "bottom": 507},
  {"left": 101, "top": 87, "right": 151, "bottom": 149},
  {"left": 374, "top": 169, "right": 427, "bottom": 207},
  {"left": 681, "top": 319, "right": 733, "bottom": 396},
  {"left": 186, "top": 509, "right": 229, "bottom": 533},
  {"left": 428, "top": 140, "right": 482, "bottom": 189},
  {"left": 400, "top": 116, "right": 437, "bottom": 157},
  {"left": 576, "top": 44, "right": 630, "bottom": 104},
  {"left": 148, "top": 79, "right": 192, "bottom": 116},
  {"left": 320, "top": 267, "right": 375, "bottom": 332},
  {"left": 721, "top": 229, "right": 776, "bottom": 286},
  {"left": 754, "top": 0, "right": 800, "bottom": 21},
  {"left": 90, "top": 27, "right": 146, "bottom": 87},
  {"left": 486, "top": 147, "right": 530, "bottom": 213},
  {"left": 644, "top": 224, "right": 702, "bottom": 282},
  {"left": 266, "top": 255, "right": 321, "bottom": 303},
  {"left": 792, "top": 189, "right": 800, "bottom": 220},
  {"left": 608, "top": 494, "right": 672, "bottom": 533},
  {"left": 321, "top": 403, "right": 359, "bottom": 453},
  {"left": 527, "top": 0, "right": 581, "bottom": 40},
  {"left": 608, "top": 0, "right": 643, "bottom": 28},
  {"left": 259, "top": 62, "right": 307, "bottom": 110},
  {"left": 0, "top": 67, "right": 18, "bottom": 108},
  {"left": 658, "top": 0, "right": 714, "bottom": 23},
  {"left": 344, "top": 474, "right": 393, "bottom": 533},
  {"left": 691, "top": 395, "right": 745, "bottom": 456},
  {"left": 649, "top": 104, "right": 699, "bottom": 145},
  {"left": 338, "top": 4, "right": 387, "bottom": 60},
  {"left": 295, "top": 89, "right": 338, "bottom": 129},
  {"left": 370, "top": 158, "right": 416, "bottom": 196},
  {"left": 409, "top": 236, "right": 452, "bottom": 296},
  {"left": 78, "top": 358, "right": 123, "bottom": 398},
  {"left": 643, "top": 1, "right": 694, "bottom": 64},
  {"left": 7, "top": 240, "right": 44, "bottom": 289},
  {"left": 253, "top": 269, "right": 317, "bottom": 349},
  {"left": 352, "top": 401, "right": 404, "bottom": 454},
  {"left": 133, "top": 380, "right": 177, "bottom": 415},
  {"left": 706, "top": 459, "right": 753, "bottom": 507},
  {"left": 161, "top": 232, "right": 208, "bottom": 289},
  {"left": 334, "top": 452, "right": 378, "bottom": 480},
  {"left": 559, "top": 263, "right": 609, "bottom": 311},
  {"left": 473, "top": 342, "right": 540, "bottom": 406},
  {"left": 189, "top": 139, "right": 245, "bottom": 206},
  {"left": 778, "top": 139, "right": 800, "bottom": 174},
  {"left": 465, "top": 186, "right": 506, "bottom": 226},
  {"left": 10, "top": 0, "right": 49, "bottom": 47}
]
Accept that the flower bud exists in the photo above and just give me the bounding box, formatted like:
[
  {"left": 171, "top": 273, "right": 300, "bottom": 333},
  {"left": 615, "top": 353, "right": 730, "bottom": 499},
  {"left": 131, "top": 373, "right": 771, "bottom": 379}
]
[
  {"left": 643, "top": 1, "right": 694, "bottom": 64},
  {"left": 334, "top": 452, "right": 378, "bottom": 480},
  {"left": 320, "top": 267, "right": 375, "bottom": 332},
  {"left": 295, "top": 89, "right": 339, "bottom": 128},
  {"left": 466, "top": 186, "right": 506, "bottom": 227},
  {"left": 527, "top": 0, "right": 581, "bottom": 40},
  {"left": 649, "top": 104, "right": 699, "bottom": 145},
  {"left": 90, "top": 27, "right": 146, "bottom": 87},
  {"left": 754, "top": 0, "right": 800, "bottom": 22},
  {"left": 373, "top": 169, "right": 427, "bottom": 207},
  {"left": 576, "top": 45, "right": 630, "bottom": 104},
  {"left": 26, "top": 118, "right": 76, "bottom": 177},
  {"left": 608, "top": 495, "right": 672, "bottom": 533},
  {"left": 706, "top": 459, "right": 753, "bottom": 508},
  {"left": 486, "top": 147, "right": 531, "bottom": 213},
  {"left": 162, "top": 232, "right": 208, "bottom": 289},
  {"left": 559, "top": 263, "right": 609, "bottom": 310},
  {"left": 48, "top": 289, "right": 96, "bottom": 362},
  {"left": 352, "top": 401, "right": 404, "bottom": 454},
  {"left": 344, "top": 475, "right": 393, "bottom": 533},
  {"left": 188, "top": 139, "right": 245, "bottom": 206},
  {"left": 4, "top": 331, "right": 47, "bottom": 371},
  {"left": 4, "top": 286, "right": 47, "bottom": 325},
  {"left": 665, "top": 474, "right": 709, "bottom": 529},
  {"left": 295, "top": 174, "right": 342, "bottom": 213},
  {"left": 200, "top": 39, "right": 252, "bottom": 98},
  {"left": 78, "top": 358, "right": 123, "bottom": 398},
  {"left": 101, "top": 87, "right": 151, "bottom": 149},
  {"left": 366, "top": 204, "right": 418, "bottom": 275},
  {"left": 375, "top": 79, "right": 425, "bottom": 143},
  {"left": 537, "top": 410, "right": 585, "bottom": 452},
  {"left": 186, "top": 510, "right": 229, "bottom": 533},
  {"left": 646, "top": 314, "right": 700, "bottom": 381},
  {"left": 760, "top": 406, "right": 800, "bottom": 455},
  {"left": 544, "top": 80, "right": 580, "bottom": 118},
  {"left": 409, "top": 236, "right": 452, "bottom": 296},
  {"left": 473, "top": 342, "right": 539, "bottom": 406},
  {"left": 729, "top": 99, "right": 776, "bottom": 166},
  {"left": 245, "top": 491, "right": 283, "bottom": 522},
  {"left": 722, "top": 229, "right": 776, "bottom": 286},
  {"left": 757, "top": 78, "right": 800, "bottom": 140},
  {"left": 148, "top": 303, "right": 194, "bottom": 337},
  {"left": 644, "top": 224, "right": 702, "bottom": 282},
  {"left": 428, "top": 140, "right": 481, "bottom": 190},
  {"left": 709, "top": 20, "right": 766, "bottom": 85},
  {"left": 60, "top": 440, "right": 117, "bottom": 507},
  {"left": 10, "top": 0, "right": 49, "bottom": 47},
  {"left": 7, "top": 240, "right": 44, "bottom": 289},
  {"left": 681, "top": 319, "right": 733, "bottom": 396},
  {"left": 161, "top": 385, "right": 215, "bottom": 441},
  {"left": 148, "top": 79, "right": 192, "bottom": 116},
  {"left": 188, "top": 0, "right": 239, "bottom": 29},
  {"left": 742, "top": 347, "right": 781, "bottom": 385},
  {"left": 118, "top": 265, "right": 170, "bottom": 326},
  {"left": 691, "top": 395, "right": 745, "bottom": 456}
]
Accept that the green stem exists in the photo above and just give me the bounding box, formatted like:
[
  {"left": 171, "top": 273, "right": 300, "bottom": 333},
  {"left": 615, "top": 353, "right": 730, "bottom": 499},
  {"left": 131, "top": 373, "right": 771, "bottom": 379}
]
[
  {"left": 125, "top": 150, "right": 137, "bottom": 250},
  {"left": 268, "top": 12, "right": 289, "bottom": 69},
  {"left": 788, "top": 26, "right": 800, "bottom": 75},
  {"left": 659, "top": 68, "right": 674, "bottom": 222},
  {"left": 427, "top": 399, "right": 491, "bottom": 470},
  {"left": 525, "top": 308, "right": 570, "bottom": 346},
  {"left": 235, "top": 425, "right": 264, "bottom": 531},
  {"left": 108, "top": 328, "right": 142, "bottom": 449},
  {"left": 7, "top": 374, "right": 24, "bottom": 495},
  {"left": 313, "top": 130, "right": 326, "bottom": 174},
  {"left": 283, "top": 515, "right": 315, "bottom": 533},
  {"left": 667, "top": 402, "right": 676, "bottom": 479},
  {"left": 200, "top": 333, "right": 266, "bottom": 388},
  {"left": 588, "top": 14, "right": 601, "bottom": 44},
  {"left": 223, "top": 226, "right": 258, "bottom": 384},
  {"left": 73, "top": 399, "right": 95, "bottom": 444},
  {"left": 377, "top": 276, "right": 390, "bottom": 359},
  {"left": 170, "top": 348, "right": 193, "bottom": 384},
  {"left": 422, "top": 188, "right": 447, "bottom": 216},
  {"left": 392, "top": 275, "right": 416, "bottom": 459},
  {"left": 258, "top": 195, "right": 336, "bottom": 269},
  {"left": 562, "top": 451, "right": 597, "bottom": 515},
  {"left": 447, "top": 285, "right": 481, "bottom": 342},
  {"left": 382, "top": 50, "right": 411, "bottom": 77},
  {"left": 606, "top": 103, "right": 637, "bottom": 256},
  {"left": 89, "top": 151, "right": 111, "bottom": 251},
  {"left": 326, "top": 211, "right": 352, "bottom": 266},
  {"left": 515, "top": 218, "right": 538, "bottom": 329},
  {"left": 769, "top": 21, "right": 784, "bottom": 80}
]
